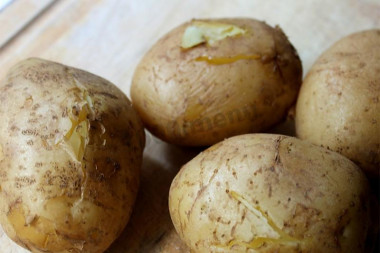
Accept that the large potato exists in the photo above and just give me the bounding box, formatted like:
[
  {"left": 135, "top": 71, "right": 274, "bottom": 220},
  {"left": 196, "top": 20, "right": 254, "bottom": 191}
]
[
  {"left": 0, "top": 58, "right": 145, "bottom": 253},
  {"left": 169, "top": 134, "right": 373, "bottom": 253},
  {"left": 295, "top": 30, "right": 380, "bottom": 176},
  {"left": 131, "top": 18, "right": 302, "bottom": 146}
]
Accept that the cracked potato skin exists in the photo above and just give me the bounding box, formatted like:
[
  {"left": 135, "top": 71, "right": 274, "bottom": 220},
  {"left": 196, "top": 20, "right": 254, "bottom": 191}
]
[
  {"left": 0, "top": 58, "right": 145, "bottom": 253},
  {"left": 131, "top": 18, "right": 302, "bottom": 146},
  {"left": 295, "top": 30, "right": 380, "bottom": 176},
  {"left": 169, "top": 134, "right": 372, "bottom": 253}
]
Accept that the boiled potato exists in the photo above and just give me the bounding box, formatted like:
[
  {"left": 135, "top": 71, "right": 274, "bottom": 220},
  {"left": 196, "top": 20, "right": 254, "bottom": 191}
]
[
  {"left": 169, "top": 134, "right": 373, "bottom": 253},
  {"left": 0, "top": 58, "right": 145, "bottom": 253},
  {"left": 131, "top": 18, "right": 302, "bottom": 146},
  {"left": 295, "top": 30, "right": 380, "bottom": 176}
]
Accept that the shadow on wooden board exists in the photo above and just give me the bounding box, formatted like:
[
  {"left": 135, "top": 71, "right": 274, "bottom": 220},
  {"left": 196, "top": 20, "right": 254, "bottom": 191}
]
[{"left": 106, "top": 137, "right": 200, "bottom": 253}]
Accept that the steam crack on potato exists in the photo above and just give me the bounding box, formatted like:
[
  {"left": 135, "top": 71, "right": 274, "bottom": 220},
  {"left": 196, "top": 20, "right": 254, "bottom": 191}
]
[
  {"left": 58, "top": 74, "right": 95, "bottom": 164},
  {"left": 76, "top": 166, "right": 89, "bottom": 206},
  {"left": 181, "top": 21, "right": 246, "bottom": 49},
  {"left": 273, "top": 136, "right": 283, "bottom": 167},
  {"left": 188, "top": 168, "right": 220, "bottom": 221},
  {"left": 230, "top": 208, "right": 247, "bottom": 237},
  {"left": 194, "top": 54, "right": 261, "bottom": 65},
  {"left": 273, "top": 53, "right": 285, "bottom": 82},
  {"left": 177, "top": 196, "right": 186, "bottom": 238},
  {"left": 56, "top": 74, "right": 95, "bottom": 208},
  {"left": 219, "top": 190, "right": 305, "bottom": 250}
]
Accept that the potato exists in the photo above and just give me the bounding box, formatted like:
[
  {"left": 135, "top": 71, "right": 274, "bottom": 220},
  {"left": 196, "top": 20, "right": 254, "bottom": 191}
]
[
  {"left": 131, "top": 18, "right": 302, "bottom": 146},
  {"left": 0, "top": 58, "right": 145, "bottom": 253},
  {"left": 295, "top": 30, "right": 380, "bottom": 176},
  {"left": 169, "top": 134, "right": 373, "bottom": 253}
]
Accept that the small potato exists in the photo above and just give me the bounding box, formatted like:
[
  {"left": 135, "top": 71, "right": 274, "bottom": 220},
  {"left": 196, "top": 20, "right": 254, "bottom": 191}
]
[
  {"left": 169, "top": 134, "right": 372, "bottom": 253},
  {"left": 131, "top": 18, "right": 302, "bottom": 146},
  {"left": 0, "top": 58, "right": 145, "bottom": 253},
  {"left": 295, "top": 30, "right": 380, "bottom": 176}
]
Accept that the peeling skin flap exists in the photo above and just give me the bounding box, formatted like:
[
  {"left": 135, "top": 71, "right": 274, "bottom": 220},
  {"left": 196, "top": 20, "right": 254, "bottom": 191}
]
[{"left": 181, "top": 21, "right": 246, "bottom": 48}]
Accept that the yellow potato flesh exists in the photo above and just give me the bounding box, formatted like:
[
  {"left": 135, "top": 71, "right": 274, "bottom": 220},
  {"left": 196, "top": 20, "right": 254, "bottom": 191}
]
[{"left": 181, "top": 21, "right": 246, "bottom": 48}]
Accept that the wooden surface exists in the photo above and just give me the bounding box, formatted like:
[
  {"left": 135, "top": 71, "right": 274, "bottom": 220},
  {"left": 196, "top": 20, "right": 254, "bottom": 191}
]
[
  {"left": 0, "top": 0, "right": 56, "bottom": 48},
  {"left": 0, "top": 0, "right": 379, "bottom": 252}
]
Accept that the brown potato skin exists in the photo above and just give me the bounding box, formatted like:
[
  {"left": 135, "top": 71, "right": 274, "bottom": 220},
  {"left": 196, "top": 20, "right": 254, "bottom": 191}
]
[
  {"left": 295, "top": 30, "right": 380, "bottom": 176},
  {"left": 0, "top": 58, "right": 145, "bottom": 253},
  {"left": 131, "top": 18, "right": 302, "bottom": 146},
  {"left": 169, "top": 134, "right": 372, "bottom": 253}
]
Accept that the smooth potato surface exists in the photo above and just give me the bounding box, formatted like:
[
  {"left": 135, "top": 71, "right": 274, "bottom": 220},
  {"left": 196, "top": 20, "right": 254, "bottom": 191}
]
[
  {"left": 169, "top": 134, "right": 372, "bottom": 253},
  {"left": 295, "top": 29, "right": 380, "bottom": 176},
  {"left": 0, "top": 58, "right": 145, "bottom": 253},
  {"left": 131, "top": 18, "right": 302, "bottom": 146}
]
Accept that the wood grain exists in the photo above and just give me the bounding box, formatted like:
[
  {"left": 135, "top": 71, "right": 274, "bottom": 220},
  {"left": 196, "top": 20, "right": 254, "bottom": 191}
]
[
  {"left": 0, "top": 0, "right": 57, "bottom": 49},
  {"left": 0, "top": 0, "right": 379, "bottom": 252}
]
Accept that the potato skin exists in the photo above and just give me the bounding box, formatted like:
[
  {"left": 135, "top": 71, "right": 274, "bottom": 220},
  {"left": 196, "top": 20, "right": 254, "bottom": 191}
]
[
  {"left": 295, "top": 30, "right": 380, "bottom": 176},
  {"left": 169, "top": 134, "right": 372, "bottom": 253},
  {"left": 0, "top": 58, "right": 145, "bottom": 253},
  {"left": 131, "top": 18, "right": 302, "bottom": 146}
]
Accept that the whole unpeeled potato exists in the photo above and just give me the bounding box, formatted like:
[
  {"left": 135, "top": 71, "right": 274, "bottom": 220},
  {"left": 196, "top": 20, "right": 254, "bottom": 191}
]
[
  {"left": 0, "top": 58, "right": 145, "bottom": 253},
  {"left": 169, "top": 134, "right": 373, "bottom": 253},
  {"left": 131, "top": 18, "right": 302, "bottom": 146},
  {"left": 295, "top": 30, "right": 380, "bottom": 176}
]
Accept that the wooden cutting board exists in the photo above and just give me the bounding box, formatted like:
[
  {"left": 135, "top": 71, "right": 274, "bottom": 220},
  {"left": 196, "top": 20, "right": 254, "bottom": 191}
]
[{"left": 0, "top": 0, "right": 379, "bottom": 252}]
